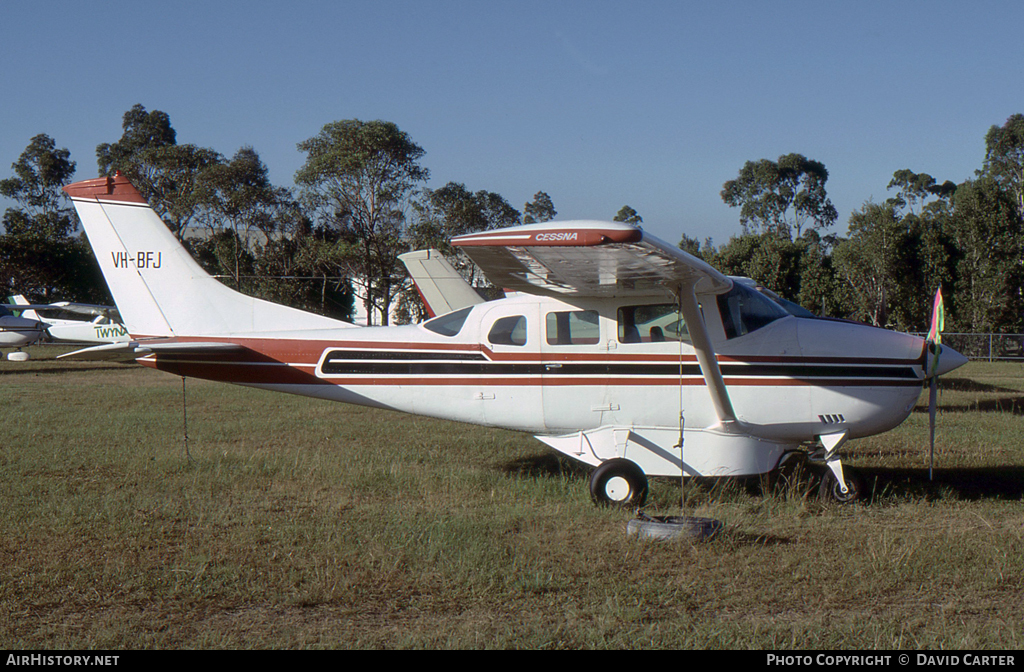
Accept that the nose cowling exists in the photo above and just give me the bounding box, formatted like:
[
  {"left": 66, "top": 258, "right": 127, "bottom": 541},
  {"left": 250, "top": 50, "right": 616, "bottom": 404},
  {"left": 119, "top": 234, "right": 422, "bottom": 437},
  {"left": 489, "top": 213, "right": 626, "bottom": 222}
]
[{"left": 927, "top": 342, "right": 968, "bottom": 378}]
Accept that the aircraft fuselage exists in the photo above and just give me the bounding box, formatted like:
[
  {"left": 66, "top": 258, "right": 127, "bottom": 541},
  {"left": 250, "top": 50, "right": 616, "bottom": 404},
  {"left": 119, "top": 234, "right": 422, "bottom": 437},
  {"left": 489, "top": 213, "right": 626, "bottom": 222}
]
[{"left": 141, "top": 292, "right": 931, "bottom": 457}]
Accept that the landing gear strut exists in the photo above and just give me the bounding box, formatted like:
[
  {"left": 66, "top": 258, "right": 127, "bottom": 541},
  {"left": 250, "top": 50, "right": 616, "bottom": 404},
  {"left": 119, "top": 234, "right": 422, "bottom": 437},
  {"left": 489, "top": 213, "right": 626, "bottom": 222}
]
[{"left": 816, "top": 430, "right": 862, "bottom": 503}]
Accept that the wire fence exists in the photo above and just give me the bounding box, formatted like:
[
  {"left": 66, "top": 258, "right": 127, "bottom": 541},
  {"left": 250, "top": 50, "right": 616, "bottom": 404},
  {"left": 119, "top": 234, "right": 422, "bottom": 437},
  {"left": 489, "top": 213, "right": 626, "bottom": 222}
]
[{"left": 912, "top": 333, "right": 1024, "bottom": 361}]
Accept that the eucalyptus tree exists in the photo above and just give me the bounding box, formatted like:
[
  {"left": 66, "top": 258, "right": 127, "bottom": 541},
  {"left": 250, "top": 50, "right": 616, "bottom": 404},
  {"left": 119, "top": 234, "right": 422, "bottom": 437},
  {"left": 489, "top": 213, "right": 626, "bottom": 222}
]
[
  {"left": 831, "top": 201, "right": 918, "bottom": 329},
  {"left": 523, "top": 191, "right": 557, "bottom": 224},
  {"left": 398, "top": 182, "right": 520, "bottom": 322},
  {"left": 948, "top": 176, "right": 1024, "bottom": 333},
  {"left": 96, "top": 104, "right": 223, "bottom": 240},
  {"left": 709, "top": 232, "right": 809, "bottom": 305},
  {"left": 613, "top": 205, "right": 642, "bottom": 226},
  {"left": 409, "top": 181, "right": 519, "bottom": 260},
  {"left": 880, "top": 169, "right": 959, "bottom": 326},
  {"left": 721, "top": 153, "right": 838, "bottom": 239},
  {"left": 1, "top": 134, "right": 77, "bottom": 239},
  {"left": 252, "top": 218, "right": 354, "bottom": 322},
  {"left": 295, "top": 119, "right": 429, "bottom": 325},
  {"left": 982, "top": 114, "right": 1024, "bottom": 218},
  {"left": 196, "top": 146, "right": 299, "bottom": 290},
  {"left": 0, "top": 134, "right": 105, "bottom": 302},
  {"left": 887, "top": 169, "right": 957, "bottom": 214}
]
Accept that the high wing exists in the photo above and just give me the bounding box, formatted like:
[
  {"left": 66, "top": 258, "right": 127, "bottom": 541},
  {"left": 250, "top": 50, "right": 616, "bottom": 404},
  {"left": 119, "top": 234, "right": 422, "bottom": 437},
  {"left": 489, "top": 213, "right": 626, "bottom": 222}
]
[
  {"left": 450, "top": 221, "right": 732, "bottom": 299},
  {"left": 2, "top": 301, "right": 120, "bottom": 320},
  {"left": 5, "top": 296, "right": 118, "bottom": 318},
  {"left": 452, "top": 220, "right": 739, "bottom": 427},
  {"left": 44, "top": 301, "right": 121, "bottom": 319}
]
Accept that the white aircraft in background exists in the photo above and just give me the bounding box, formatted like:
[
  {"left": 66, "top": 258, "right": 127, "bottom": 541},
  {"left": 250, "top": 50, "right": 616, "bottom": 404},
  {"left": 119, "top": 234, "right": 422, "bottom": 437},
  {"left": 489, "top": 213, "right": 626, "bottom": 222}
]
[
  {"left": 0, "top": 304, "right": 47, "bottom": 361},
  {"left": 61, "top": 173, "right": 967, "bottom": 506},
  {"left": 6, "top": 295, "right": 129, "bottom": 345}
]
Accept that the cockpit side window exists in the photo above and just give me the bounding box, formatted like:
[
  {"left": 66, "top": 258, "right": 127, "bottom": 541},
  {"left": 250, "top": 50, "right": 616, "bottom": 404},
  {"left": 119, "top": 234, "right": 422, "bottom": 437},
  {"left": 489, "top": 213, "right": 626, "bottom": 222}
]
[
  {"left": 617, "top": 304, "right": 690, "bottom": 344},
  {"left": 717, "top": 282, "right": 788, "bottom": 339},
  {"left": 488, "top": 315, "right": 527, "bottom": 346},
  {"left": 423, "top": 306, "right": 474, "bottom": 337},
  {"left": 545, "top": 310, "right": 599, "bottom": 345}
]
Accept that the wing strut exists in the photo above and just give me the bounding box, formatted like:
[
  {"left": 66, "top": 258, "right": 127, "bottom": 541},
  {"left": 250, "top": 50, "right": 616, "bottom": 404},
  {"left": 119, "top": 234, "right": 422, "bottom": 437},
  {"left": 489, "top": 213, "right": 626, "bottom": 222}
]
[{"left": 677, "top": 281, "right": 737, "bottom": 428}]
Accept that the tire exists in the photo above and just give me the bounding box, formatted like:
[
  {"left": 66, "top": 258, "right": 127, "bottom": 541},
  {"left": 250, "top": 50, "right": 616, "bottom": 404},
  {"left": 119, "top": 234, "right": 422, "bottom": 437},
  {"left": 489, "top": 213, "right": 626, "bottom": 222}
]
[
  {"left": 627, "top": 515, "right": 723, "bottom": 542},
  {"left": 589, "top": 459, "right": 648, "bottom": 508},
  {"left": 818, "top": 466, "right": 863, "bottom": 504}
]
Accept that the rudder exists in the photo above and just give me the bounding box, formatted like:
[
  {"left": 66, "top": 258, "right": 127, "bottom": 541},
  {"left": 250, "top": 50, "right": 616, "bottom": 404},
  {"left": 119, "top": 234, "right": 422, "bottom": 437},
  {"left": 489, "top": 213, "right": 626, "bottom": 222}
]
[{"left": 64, "top": 173, "right": 353, "bottom": 338}]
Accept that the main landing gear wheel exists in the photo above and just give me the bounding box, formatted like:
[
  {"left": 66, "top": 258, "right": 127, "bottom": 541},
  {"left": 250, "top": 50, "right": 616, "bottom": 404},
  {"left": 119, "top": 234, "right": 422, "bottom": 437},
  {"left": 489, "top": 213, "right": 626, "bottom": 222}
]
[
  {"left": 589, "top": 459, "right": 648, "bottom": 508},
  {"left": 818, "top": 467, "right": 864, "bottom": 504}
]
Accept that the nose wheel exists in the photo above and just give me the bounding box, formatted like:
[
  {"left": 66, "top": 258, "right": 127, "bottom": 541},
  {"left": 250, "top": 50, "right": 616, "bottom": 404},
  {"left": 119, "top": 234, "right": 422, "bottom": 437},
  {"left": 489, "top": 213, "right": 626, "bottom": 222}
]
[
  {"left": 818, "top": 465, "right": 863, "bottom": 504},
  {"left": 589, "top": 458, "right": 648, "bottom": 507},
  {"left": 815, "top": 430, "right": 862, "bottom": 503}
]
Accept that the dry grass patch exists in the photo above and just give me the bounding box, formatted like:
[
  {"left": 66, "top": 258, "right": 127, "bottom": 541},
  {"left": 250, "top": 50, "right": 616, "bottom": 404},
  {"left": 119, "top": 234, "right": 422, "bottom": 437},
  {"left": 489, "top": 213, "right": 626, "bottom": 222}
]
[{"left": 2, "top": 356, "right": 1023, "bottom": 648}]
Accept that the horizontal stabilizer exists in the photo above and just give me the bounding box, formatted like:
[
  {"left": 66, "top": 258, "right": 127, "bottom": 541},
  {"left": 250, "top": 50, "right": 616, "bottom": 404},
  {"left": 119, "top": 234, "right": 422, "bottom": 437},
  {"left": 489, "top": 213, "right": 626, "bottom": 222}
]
[
  {"left": 59, "top": 339, "right": 247, "bottom": 361},
  {"left": 58, "top": 342, "right": 143, "bottom": 361}
]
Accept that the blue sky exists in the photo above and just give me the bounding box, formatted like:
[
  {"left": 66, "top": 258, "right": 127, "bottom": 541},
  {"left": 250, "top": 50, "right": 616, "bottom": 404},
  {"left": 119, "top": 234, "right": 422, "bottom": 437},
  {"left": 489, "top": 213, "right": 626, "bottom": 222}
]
[{"left": 2, "top": 1, "right": 1022, "bottom": 244}]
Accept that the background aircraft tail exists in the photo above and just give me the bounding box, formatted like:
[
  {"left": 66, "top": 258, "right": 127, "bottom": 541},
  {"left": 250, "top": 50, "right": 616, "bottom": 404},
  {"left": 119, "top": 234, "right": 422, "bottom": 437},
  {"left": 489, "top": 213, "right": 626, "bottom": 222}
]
[
  {"left": 398, "top": 249, "right": 484, "bottom": 317},
  {"left": 64, "top": 174, "right": 353, "bottom": 338},
  {"left": 7, "top": 295, "right": 42, "bottom": 322}
]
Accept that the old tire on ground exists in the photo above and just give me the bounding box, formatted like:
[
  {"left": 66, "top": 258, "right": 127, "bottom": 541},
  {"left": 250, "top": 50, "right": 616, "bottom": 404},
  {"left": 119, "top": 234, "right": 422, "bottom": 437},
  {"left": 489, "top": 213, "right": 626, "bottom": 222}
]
[
  {"left": 818, "top": 466, "right": 864, "bottom": 504},
  {"left": 626, "top": 515, "right": 723, "bottom": 542},
  {"left": 589, "top": 458, "right": 648, "bottom": 508}
]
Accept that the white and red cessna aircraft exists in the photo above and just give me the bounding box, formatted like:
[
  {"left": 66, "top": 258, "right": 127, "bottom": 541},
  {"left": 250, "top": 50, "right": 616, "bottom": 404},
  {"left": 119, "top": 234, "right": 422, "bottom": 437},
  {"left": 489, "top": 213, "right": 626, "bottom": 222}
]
[{"left": 62, "top": 173, "right": 967, "bottom": 505}]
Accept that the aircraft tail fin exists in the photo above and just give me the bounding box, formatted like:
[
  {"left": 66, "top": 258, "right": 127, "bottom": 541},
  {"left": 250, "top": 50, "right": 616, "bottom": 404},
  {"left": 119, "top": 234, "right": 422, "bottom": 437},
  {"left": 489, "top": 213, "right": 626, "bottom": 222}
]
[
  {"left": 398, "top": 249, "right": 485, "bottom": 318},
  {"left": 63, "top": 173, "right": 354, "bottom": 338},
  {"left": 8, "top": 295, "right": 42, "bottom": 321}
]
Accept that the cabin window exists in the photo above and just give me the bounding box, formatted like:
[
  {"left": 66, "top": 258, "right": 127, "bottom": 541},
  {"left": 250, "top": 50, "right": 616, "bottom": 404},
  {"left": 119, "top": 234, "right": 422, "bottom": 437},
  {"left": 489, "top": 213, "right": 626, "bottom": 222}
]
[
  {"left": 545, "top": 310, "right": 599, "bottom": 345},
  {"left": 717, "top": 282, "right": 788, "bottom": 339},
  {"left": 488, "top": 315, "right": 527, "bottom": 346},
  {"left": 617, "top": 304, "right": 690, "bottom": 343},
  {"left": 423, "top": 306, "right": 474, "bottom": 337}
]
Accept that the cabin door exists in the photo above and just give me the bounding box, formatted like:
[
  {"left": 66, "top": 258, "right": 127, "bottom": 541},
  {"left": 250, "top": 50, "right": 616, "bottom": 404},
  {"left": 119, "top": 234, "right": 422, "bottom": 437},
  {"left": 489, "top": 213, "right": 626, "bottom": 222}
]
[{"left": 476, "top": 303, "right": 543, "bottom": 432}]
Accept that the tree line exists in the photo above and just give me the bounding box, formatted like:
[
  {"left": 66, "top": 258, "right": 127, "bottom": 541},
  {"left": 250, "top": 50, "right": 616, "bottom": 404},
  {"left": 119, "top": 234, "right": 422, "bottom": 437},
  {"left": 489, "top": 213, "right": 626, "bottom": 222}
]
[
  {"left": 687, "top": 116, "right": 1024, "bottom": 334},
  {"left": 2, "top": 105, "right": 1023, "bottom": 333}
]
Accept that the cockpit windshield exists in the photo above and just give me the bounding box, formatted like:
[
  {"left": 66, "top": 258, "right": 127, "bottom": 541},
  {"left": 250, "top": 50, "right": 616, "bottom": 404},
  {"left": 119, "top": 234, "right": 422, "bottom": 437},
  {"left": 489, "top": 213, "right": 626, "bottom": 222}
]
[
  {"left": 717, "top": 281, "right": 790, "bottom": 339},
  {"left": 752, "top": 284, "right": 817, "bottom": 318}
]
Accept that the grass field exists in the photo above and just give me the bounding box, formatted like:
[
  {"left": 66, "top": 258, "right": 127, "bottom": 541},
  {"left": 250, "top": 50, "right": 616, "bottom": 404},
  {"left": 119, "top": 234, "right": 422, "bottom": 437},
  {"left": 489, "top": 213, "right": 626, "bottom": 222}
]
[{"left": 2, "top": 349, "right": 1023, "bottom": 649}]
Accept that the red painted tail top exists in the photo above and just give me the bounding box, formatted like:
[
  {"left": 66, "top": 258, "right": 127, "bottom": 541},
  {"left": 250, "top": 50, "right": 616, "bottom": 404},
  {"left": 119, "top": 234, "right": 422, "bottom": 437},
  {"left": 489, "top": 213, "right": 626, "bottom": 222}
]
[{"left": 63, "top": 172, "right": 147, "bottom": 204}]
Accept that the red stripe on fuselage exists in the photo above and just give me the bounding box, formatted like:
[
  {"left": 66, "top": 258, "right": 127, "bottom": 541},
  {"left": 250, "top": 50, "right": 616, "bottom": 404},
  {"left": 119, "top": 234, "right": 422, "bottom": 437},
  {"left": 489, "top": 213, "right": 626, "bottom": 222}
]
[
  {"left": 134, "top": 335, "right": 924, "bottom": 366},
  {"left": 135, "top": 336, "right": 925, "bottom": 388}
]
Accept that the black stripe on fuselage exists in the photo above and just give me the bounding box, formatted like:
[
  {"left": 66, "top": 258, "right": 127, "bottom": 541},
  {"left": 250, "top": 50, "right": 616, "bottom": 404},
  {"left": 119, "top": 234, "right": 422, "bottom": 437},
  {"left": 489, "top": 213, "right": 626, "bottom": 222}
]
[
  {"left": 318, "top": 349, "right": 919, "bottom": 380},
  {"left": 324, "top": 350, "right": 488, "bottom": 361}
]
